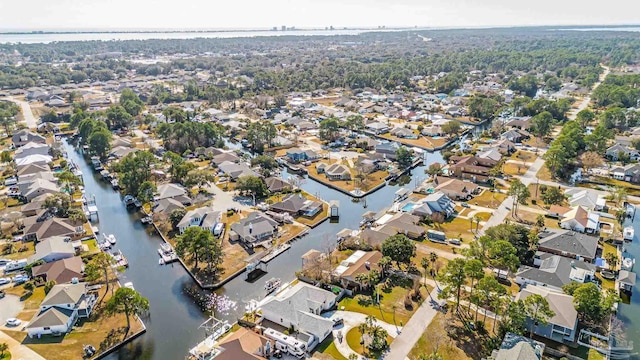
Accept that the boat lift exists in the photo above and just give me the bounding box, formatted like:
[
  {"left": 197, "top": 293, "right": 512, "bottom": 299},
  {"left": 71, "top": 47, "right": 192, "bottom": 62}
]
[{"left": 577, "top": 329, "right": 636, "bottom": 359}]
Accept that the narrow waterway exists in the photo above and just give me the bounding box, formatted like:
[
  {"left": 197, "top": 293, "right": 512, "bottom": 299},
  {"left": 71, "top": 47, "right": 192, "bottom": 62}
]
[
  {"left": 616, "top": 211, "right": 640, "bottom": 360},
  {"left": 64, "top": 139, "right": 444, "bottom": 359}
]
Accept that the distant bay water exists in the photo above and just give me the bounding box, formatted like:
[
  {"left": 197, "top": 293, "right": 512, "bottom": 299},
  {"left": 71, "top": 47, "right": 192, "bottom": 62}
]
[
  {"left": 560, "top": 27, "right": 640, "bottom": 32},
  {"left": 0, "top": 28, "right": 391, "bottom": 44}
]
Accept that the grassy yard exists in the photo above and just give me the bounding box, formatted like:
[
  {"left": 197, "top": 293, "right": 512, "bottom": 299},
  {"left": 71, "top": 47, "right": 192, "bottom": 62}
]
[
  {"left": 3, "top": 241, "right": 35, "bottom": 261},
  {"left": 4, "top": 285, "right": 145, "bottom": 360},
  {"left": 81, "top": 239, "right": 100, "bottom": 255},
  {"left": 471, "top": 191, "right": 506, "bottom": 209},
  {"left": 345, "top": 326, "right": 393, "bottom": 358},
  {"left": 306, "top": 162, "right": 388, "bottom": 195},
  {"left": 502, "top": 162, "right": 529, "bottom": 176},
  {"left": 339, "top": 285, "right": 423, "bottom": 326},
  {"left": 408, "top": 312, "right": 472, "bottom": 360},
  {"left": 536, "top": 164, "right": 553, "bottom": 181},
  {"left": 378, "top": 133, "right": 449, "bottom": 150},
  {"left": 509, "top": 150, "right": 537, "bottom": 162},
  {"left": 429, "top": 217, "right": 477, "bottom": 242},
  {"left": 507, "top": 209, "right": 559, "bottom": 229},
  {"left": 314, "top": 337, "right": 348, "bottom": 360},
  {"left": 473, "top": 212, "right": 492, "bottom": 221}
]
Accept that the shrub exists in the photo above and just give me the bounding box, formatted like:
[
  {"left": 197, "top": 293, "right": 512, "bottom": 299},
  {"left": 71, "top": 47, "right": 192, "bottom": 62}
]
[{"left": 23, "top": 281, "right": 34, "bottom": 291}]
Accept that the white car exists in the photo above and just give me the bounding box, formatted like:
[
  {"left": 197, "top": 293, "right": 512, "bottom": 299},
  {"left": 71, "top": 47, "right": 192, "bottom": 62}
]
[
  {"left": 0, "top": 277, "right": 11, "bottom": 285},
  {"left": 6, "top": 318, "right": 21, "bottom": 326}
]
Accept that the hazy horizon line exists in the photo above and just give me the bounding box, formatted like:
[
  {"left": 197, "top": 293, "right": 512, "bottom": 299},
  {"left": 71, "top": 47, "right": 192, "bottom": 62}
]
[{"left": 0, "top": 23, "right": 638, "bottom": 34}]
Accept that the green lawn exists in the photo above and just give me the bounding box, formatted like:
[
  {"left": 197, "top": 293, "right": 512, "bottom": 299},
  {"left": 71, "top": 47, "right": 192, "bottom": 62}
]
[
  {"left": 339, "top": 285, "right": 420, "bottom": 325},
  {"left": 82, "top": 239, "right": 100, "bottom": 255},
  {"left": 315, "top": 337, "right": 348, "bottom": 360}
]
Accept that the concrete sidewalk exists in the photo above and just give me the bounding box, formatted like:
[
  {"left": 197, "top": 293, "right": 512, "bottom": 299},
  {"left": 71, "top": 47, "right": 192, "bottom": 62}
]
[
  {"left": 0, "top": 330, "right": 46, "bottom": 360},
  {"left": 386, "top": 287, "right": 444, "bottom": 360}
]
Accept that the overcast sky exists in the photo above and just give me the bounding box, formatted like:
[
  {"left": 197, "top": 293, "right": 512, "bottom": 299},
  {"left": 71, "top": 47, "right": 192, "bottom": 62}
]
[{"left": 0, "top": 0, "right": 638, "bottom": 31}]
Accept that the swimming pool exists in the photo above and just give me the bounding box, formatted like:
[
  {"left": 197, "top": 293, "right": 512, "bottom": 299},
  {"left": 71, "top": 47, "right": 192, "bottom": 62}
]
[{"left": 401, "top": 203, "right": 417, "bottom": 212}]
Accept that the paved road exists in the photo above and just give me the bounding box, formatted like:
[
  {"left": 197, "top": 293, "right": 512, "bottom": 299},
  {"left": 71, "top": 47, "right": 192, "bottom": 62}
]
[
  {"left": 329, "top": 310, "right": 401, "bottom": 359},
  {"left": 386, "top": 286, "right": 444, "bottom": 360},
  {"left": 567, "top": 65, "right": 610, "bottom": 120},
  {"left": 0, "top": 329, "right": 46, "bottom": 360},
  {"left": 6, "top": 97, "right": 38, "bottom": 129}
]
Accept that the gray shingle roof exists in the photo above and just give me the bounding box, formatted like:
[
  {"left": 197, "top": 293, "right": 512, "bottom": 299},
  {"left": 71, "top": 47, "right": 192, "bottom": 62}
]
[
  {"left": 537, "top": 229, "right": 598, "bottom": 259},
  {"left": 41, "top": 283, "right": 87, "bottom": 307},
  {"left": 27, "top": 306, "right": 74, "bottom": 329},
  {"left": 516, "top": 253, "right": 595, "bottom": 289}
]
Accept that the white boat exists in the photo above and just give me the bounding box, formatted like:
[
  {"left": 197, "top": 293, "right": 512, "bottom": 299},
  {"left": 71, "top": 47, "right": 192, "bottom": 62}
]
[
  {"left": 158, "top": 243, "right": 178, "bottom": 264},
  {"left": 264, "top": 277, "right": 281, "bottom": 294},
  {"left": 104, "top": 233, "right": 117, "bottom": 245},
  {"left": 622, "top": 257, "right": 635, "bottom": 271},
  {"left": 623, "top": 227, "right": 634, "bottom": 241},
  {"left": 123, "top": 282, "right": 134, "bottom": 290}
]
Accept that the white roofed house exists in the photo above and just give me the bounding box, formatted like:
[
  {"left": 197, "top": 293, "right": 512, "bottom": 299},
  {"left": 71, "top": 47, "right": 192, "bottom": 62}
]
[
  {"left": 217, "top": 161, "right": 257, "bottom": 180},
  {"left": 14, "top": 142, "right": 50, "bottom": 159},
  {"left": 260, "top": 282, "right": 336, "bottom": 350},
  {"left": 564, "top": 188, "right": 604, "bottom": 211},
  {"left": 26, "top": 283, "right": 96, "bottom": 338},
  {"left": 407, "top": 191, "right": 456, "bottom": 220},
  {"left": 176, "top": 206, "right": 221, "bottom": 234},
  {"left": 30, "top": 236, "right": 76, "bottom": 264},
  {"left": 559, "top": 206, "right": 600, "bottom": 234}
]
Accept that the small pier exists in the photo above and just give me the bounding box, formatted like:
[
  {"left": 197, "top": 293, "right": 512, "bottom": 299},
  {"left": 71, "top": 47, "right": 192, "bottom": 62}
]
[{"left": 260, "top": 243, "right": 291, "bottom": 264}]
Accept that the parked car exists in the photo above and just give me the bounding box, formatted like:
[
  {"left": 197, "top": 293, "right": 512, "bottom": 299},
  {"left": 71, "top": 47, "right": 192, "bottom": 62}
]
[
  {"left": 6, "top": 318, "right": 21, "bottom": 326},
  {"left": 0, "top": 277, "right": 10, "bottom": 285},
  {"left": 332, "top": 317, "right": 344, "bottom": 326},
  {"left": 448, "top": 239, "right": 461, "bottom": 246},
  {"left": 13, "top": 274, "right": 29, "bottom": 284},
  {"left": 0, "top": 290, "right": 5, "bottom": 298},
  {"left": 460, "top": 202, "right": 470, "bottom": 208}
]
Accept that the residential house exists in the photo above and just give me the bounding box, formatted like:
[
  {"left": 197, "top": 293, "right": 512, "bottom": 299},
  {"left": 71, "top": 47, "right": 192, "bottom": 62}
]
[
  {"left": 617, "top": 270, "right": 637, "bottom": 293},
  {"left": 353, "top": 136, "right": 379, "bottom": 150},
  {"left": 269, "top": 194, "right": 323, "bottom": 217},
  {"left": 358, "top": 228, "right": 392, "bottom": 249},
  {"left": 152, "top": 197, "right": 185, "bottom": 214},
  {"left": 610, "top": 163, "right": 640, "bottom": 184},
  {"left": 176, "top": 207, "right": 221, "bottom": 234},
  {"left": 23, "top": 218, "right": 84, "bottom": 242},
  {"left": 559, "top": 206, "right": 600, "bottom": 234},
  {"left": 375, "top": 142, "right": 400, "bottom": 160},
  {"left": 537, "top": 229, "right": 598, "bottom": 262},
  {"left": 12, "top": 130, "right": 46, "bottom": 147},
  {"left": 211, "top": 152, "right": 241, "bottom": 167},
  {"left": 564, "top": 188, "right": 605, "bottom": 211},
  {"left": 433, "top": 177, "right": 480, "bottom": 200},
  {"left": 365, "top": 122, "right": 390, "bottom": 134},
  {"left": 501, "top": 129, "right": 530, "bottom": 143},
  {"left": 332, "top": 250, "right": 382, "bottom": 289},
  {"left": 516, "top": 253, "right": 596, "bottom": 291},
  {"left": 218, "top": 161, "right": 257, "bottom": 180},
  {"left": 490, "top": 332, "right": 544, "bottom": 360},
  {"left": 515, "top": 285, "right": 578, "bottom": 343},
  {"left": 205, "top": 327, "right": 270, "bottom": 360},
  {"left": 26, "top": 283, "right": 96, "bottom": 337},
  {"left": 504, "top": 117, "right": 532, "bottom": 131},
  {"left": 286, "top": 148, "right": 319, "bottom": 163},
  {"left": 448, "top": 155, "right": 498, "bottom": 183},
  {"left": 15, "top": 154, "right": 53, "bottom": 168},
  {"left": 30, "top": 236, "right": 76, "bottom": 263},
  {"left": 264, "top": 177, "right": 291, "bottom": 193},
  {"left": 493, "top": 138, "right": 517, "bottom": 153},
  {"left": 230, "top": 212, "right": 279, "bottom": 246},
  {"left": 323, "top": 163, "right": 351, "bottom": 181},
  {"left": 14, "top": 142, "right": 50, "bottom": 160},
  {"left": 31, "top": 256, "right": 84, "bottom": 284},
  {"left": 260, "top": 282, "right": 336, "bottom": 348},
  {"left": 21, "top": 194, "right": 50, "bottom": 217},
  {"left": 109, "top": 146, "right": 137, "bottom": 159},
  {"left": 606, "top": 143, "right": 640, "bottom": 161},
  {"left": 408, "top": 191, "right": 456, "bottom": 219},
  {"left": 18, "top": 178, "right": 60, "bottom": 201},
  {"left": 421, "top": 125, "right": 443, "bottom": 137},
  {"left": 390, "top": 127, "right": 417, "bottom": 139},
  {"left": 478, "top": 148, "right": 503, "bottom": 162},
  {"left": 155, "top": 183, "right": 191, "bottom": 204},
  {"left": 17, "top": 163, "right": 50, "bottom": 178},
  {"left": 378, "top": 212, "right": 426, "bottom": 239}
]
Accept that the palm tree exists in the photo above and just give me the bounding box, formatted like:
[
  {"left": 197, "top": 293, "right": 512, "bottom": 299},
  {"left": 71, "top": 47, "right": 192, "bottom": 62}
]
[
  {"left": 421, "top": 257, "right": 430, "bottom": 285},
  {"left": 604, "top": 253, "right": 619, "bottom": 270},
  {"left": 474, "top": 216, "right": 482, "bottom": 233},
  {"left": 429, "top": 252, "right": 439, "bottom": 277},
  {"left": 611, "top": 186, "right": 628, "bottom": 207},
  {"left": 355, "top": 273, "right": 369, "bottom": 291},
  {"left": 524, "top": 294, "right": 555, "bottom": 338},
  {"left": 358, "top": 323, "right": 369, "bottom": 355},
  {"left": 378, "top": 256, "right": 392, "bottom": 278}
]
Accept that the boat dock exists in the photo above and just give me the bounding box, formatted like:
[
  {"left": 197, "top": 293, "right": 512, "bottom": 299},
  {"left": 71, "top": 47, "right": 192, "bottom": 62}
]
[{"left": 260, "top": 243, "right": 291, "bottom": 264}]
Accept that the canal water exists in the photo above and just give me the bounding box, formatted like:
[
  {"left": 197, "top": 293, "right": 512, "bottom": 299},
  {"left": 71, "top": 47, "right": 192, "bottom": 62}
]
[
  {"left": 64, "top": 140, "right": 443, "bottom": 359},
  {"left": 616, "top": 212, "right": 640, "bottom": 359}
]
